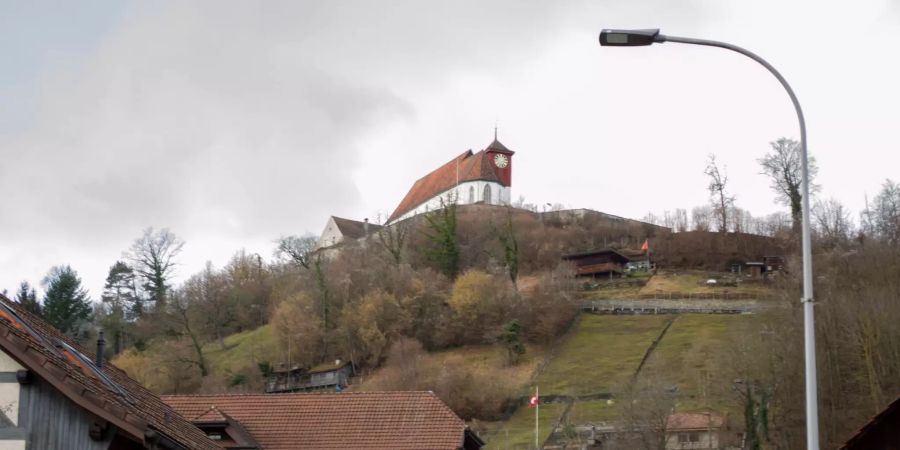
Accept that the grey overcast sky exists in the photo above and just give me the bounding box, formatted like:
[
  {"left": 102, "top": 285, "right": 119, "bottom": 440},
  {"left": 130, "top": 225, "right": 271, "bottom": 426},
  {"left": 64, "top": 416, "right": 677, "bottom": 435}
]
[{"left": 1, "top": 0, "right": 898, "bottom": 297}]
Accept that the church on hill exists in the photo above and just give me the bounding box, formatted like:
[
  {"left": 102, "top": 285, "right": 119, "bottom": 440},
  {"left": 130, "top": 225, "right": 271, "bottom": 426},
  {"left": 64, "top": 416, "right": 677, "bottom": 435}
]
[{"left": 388, "top": 137, "right": 515, "bottom": 223}]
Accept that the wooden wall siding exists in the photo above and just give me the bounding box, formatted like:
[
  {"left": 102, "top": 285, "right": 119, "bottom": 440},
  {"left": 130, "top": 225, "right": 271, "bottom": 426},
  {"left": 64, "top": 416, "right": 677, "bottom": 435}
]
[{"left": 17, "top": 376, "right": 115, "bottom": 450}]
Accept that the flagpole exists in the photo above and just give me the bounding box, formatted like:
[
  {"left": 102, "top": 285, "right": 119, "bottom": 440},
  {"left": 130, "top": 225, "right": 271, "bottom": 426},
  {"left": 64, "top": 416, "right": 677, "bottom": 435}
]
[{"left": 534, "top": 386, "right": 539, "bottom": 450}]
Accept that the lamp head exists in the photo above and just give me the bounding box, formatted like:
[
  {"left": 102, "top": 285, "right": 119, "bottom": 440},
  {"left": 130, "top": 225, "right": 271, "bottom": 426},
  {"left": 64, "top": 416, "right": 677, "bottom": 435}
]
[{"left": 599, "top": 29, "right": 662, "bottom": 46}]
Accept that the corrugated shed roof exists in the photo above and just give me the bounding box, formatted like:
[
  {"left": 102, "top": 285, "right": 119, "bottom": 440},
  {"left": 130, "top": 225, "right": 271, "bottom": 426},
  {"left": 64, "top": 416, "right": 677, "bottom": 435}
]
[{"left": 162, "top": 391, "right": 469, "bottom": 450}]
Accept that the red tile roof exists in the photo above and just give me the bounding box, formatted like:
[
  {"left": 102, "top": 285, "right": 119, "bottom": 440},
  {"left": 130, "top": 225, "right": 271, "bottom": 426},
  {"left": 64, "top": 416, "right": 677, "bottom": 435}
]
[
  {"left": 389, "top": 140, "right": 512, "bottom": 222},
  {"left": 194, "top": 406, "right": 229, "bottom": 423},
  {"left": 0, "top": 293, "right": 221, "bottom": 450},
  {"left": 162, "top": 391, "right": 471, "bottom": 450}
]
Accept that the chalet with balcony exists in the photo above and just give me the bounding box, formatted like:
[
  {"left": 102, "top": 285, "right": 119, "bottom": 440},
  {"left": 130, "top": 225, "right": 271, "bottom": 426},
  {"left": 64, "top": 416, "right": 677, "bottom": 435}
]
[{"left": 562, "top": 248, "right": 631, "bottom": 278}]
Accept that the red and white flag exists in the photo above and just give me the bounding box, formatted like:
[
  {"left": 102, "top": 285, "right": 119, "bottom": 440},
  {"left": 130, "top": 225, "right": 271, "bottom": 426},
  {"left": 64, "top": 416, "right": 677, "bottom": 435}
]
[{"left": 529, "top": 390, "right": 539, "bottom": 408}]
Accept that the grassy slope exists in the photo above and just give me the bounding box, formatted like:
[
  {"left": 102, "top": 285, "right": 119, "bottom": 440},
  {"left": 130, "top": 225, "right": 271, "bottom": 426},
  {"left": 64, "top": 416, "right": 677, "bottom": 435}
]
[
  {"left": 535, "top": 314, "right": 671, "bottom": 396},
  {"left": 480, "top": 402, "right": 567, "bottom": 450},
  {"left": 640, "top": 270, "right": 772, "bottom": 296},
  {"left": 637, "top": 314, "right": 747, "bottom": 412},
  {"left": 568, "top": 399, "right": 618, "bottom": 425},
  {"left": 354, "top": 343, "right": 547, "bottom": 393},
  {"left": 202, "top": 325, "right": 280, "bottom": 383}
]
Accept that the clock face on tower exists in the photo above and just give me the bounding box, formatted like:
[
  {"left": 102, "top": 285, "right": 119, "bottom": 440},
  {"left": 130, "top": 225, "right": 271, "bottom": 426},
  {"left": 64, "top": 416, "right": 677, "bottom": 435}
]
[{"left": 493, "top": 153, "right": 509, "bottom": 168}]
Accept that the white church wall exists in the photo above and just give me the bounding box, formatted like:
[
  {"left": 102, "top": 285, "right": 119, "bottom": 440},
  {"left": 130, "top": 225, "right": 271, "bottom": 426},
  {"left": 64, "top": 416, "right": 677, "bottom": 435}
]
[{"left": 391, "top": 180, "right": 509, "bottom": 223}]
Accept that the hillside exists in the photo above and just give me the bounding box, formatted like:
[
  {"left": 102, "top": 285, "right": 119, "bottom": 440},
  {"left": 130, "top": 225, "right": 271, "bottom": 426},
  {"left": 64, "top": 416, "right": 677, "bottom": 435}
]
[
  {"left": 471, "top": 312, "right": 754, "bottom": 448},
  {"left": 114, "top": 269, "right": 766, "bottom": 449}
]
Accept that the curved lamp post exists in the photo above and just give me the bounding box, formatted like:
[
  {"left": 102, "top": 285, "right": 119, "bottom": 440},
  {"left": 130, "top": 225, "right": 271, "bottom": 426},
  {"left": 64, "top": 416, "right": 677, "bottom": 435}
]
[{"left": 598, "top": 28, "right": 818, "bottom": 450}]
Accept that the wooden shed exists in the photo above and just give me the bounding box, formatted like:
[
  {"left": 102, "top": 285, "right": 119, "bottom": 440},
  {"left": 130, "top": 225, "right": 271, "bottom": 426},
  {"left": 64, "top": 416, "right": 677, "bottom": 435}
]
[{"left": 562, "top": 248, "right": 631, "bottom": 278}]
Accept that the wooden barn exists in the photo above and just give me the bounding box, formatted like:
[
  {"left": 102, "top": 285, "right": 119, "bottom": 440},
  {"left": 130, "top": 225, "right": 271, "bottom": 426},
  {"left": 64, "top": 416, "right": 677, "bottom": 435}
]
[{"left": 562, "top": 248, "right": 631, "bottom": 278}]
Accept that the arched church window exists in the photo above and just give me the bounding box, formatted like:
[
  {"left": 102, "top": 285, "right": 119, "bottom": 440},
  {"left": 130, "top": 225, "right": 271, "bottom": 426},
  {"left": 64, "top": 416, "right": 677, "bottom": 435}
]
[
  {"left": 483, "top": 184, "right": 492, "bottom": 204},
  {"left": 468, "top": 186, "right": 475, "bottom": 204}
]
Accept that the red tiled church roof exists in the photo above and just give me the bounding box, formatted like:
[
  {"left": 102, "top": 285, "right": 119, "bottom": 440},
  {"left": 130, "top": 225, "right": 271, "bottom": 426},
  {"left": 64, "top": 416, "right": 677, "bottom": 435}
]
[
  {"left": 388, "top": 140, "right": 513, "bottom": 222},
  {"left": 162, "top": 391, "right": 472, "bottom": 450}
]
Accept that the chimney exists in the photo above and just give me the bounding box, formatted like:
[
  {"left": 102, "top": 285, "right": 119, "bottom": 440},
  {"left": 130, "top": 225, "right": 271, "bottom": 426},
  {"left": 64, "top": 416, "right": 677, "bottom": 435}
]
[
  {"left": 96, "top": 330, "right": 105, "bottom": 368},
  {"left": 363, "top": 218, "right": 369, "bottom": 235}
]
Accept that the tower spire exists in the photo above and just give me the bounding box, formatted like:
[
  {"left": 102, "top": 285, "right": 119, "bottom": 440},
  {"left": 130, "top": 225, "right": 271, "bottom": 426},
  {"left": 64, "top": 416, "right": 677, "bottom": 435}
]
[{"left": 494, "top": 120, "right": 498, "bottom": 141}]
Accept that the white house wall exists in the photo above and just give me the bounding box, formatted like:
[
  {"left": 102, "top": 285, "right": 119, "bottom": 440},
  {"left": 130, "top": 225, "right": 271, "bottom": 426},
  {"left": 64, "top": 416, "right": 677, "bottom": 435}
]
[
  {"left": 0, "top": 351, "right": 23, "bottom": 427},
  {"left": 316, "top": 217, "right": 345, "bottom": 250},
  {"left": 0, "top": 350, "right": 24, "bottom": 449},
  {"left": 391, "top": 181, "right": 510, "bottom": 223}
]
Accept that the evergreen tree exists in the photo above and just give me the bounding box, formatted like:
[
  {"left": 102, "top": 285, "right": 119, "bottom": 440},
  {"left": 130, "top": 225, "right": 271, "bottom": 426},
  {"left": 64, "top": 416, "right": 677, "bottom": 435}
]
[
  {"left": 423, "top": 198, "right": 460, "bottom": 279},
  {"left": 499, "top": 319, "right": 525, "bottom": 366},
  {"left": 100, "top": 261, "right": 139, "bottom": 353},
  {"left": 102, "top": 261, "right": 141, "bottom": 319},
  {"left": 42, "top": 265, "right": 92, "bottom": 337},
  {"left": 14, "top": 281, "right": 41, "bottom": 315}
]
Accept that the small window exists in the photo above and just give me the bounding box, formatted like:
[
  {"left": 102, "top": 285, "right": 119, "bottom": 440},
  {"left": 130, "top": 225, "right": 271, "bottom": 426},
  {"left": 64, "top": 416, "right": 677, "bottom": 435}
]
[
  {"left": 482, "top": 184, "right": 492, "bottom": 204},
  {"left": 468, "top": 186, "right": 475, "bottom": 203}
]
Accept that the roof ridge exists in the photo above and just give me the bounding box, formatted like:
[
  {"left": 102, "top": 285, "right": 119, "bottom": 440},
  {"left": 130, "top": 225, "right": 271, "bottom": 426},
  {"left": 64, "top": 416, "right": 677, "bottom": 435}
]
[{"left": 163, "top": 390, "right": 442, "bottom": 398}]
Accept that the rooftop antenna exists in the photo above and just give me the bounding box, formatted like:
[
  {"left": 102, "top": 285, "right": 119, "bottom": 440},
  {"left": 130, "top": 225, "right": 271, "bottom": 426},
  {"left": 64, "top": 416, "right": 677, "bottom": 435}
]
[{"left": 494, "top": 119, "right": 498, "bottom": 141}]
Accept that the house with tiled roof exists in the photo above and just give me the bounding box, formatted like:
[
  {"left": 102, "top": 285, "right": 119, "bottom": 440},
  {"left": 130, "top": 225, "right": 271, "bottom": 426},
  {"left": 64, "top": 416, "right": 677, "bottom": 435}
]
[
  {"left": 665, "top": 411, "right": 725, "bottom": 450},
  {"left": 162, "top": 391, "right": 485, "bottom": 450},
  {"left": 315, "top": 216, "right": 381, "bottom": 250},
  {"left": 388, "top": 138, "right": 515, "bottom": 223},
  {"left": 0, "top": 292, "right": 221, "bottom": 450}
]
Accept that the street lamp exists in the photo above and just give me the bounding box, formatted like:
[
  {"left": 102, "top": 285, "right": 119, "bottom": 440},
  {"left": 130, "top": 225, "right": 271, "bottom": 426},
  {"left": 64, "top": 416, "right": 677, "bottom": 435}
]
[{"left": 598, "top": 28, "right": 819, "bottom": 450}]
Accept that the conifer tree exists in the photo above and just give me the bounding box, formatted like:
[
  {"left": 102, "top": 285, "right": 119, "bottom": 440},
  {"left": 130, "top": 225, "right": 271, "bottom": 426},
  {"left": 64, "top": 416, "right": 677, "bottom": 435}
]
[
  {"left": 100, "top": 261, "right": 139, "bottom": 353},
  {"left": 42, "top": 265, "right": 92, "bottom": 337},
  {"left": 423, "top": 198, "right": 459, "bottom": 279},
  {"left": 14, "top": 281, "right": 41, "bottom": 315}
]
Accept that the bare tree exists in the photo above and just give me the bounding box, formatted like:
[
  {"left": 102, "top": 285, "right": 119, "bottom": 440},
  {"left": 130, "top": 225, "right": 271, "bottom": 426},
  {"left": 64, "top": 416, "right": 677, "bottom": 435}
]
[
  {"left": 615, "top": 378, "right": 676, "bottom": 450},
  {"left": 704, "top": 155, "right": 735, "bottom": 232},
  {"left": 183, "top": 262, "right": 232, "bottom": 350},
  {"left": 691, "top": 206, "right": 712, "bottom": 232},
  {"left": 813, "top": 198, "right": 854, "bottom": 249},
  {"left": 862, "top": 179, "right": 900, "bottom": 244},
  {"left": 126, "top": 227, "right": 184, "bottom": 311},
  {"left": 376, "top": 218, "right": 409, "bottom": 266},
  {"left": 167, "top": 291, "right": 208, "bottom": 377},
  {"left": 673, "top": 209, "right": 689, "bottom": 232},
  {"left": 758, "top": 137, "right": 819, "bottom": 233},
  {"left": 275, "top": 234, "right": 318, "bottom": 269}
]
